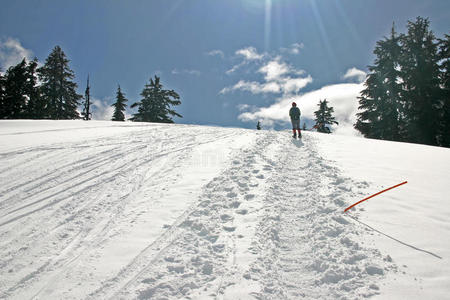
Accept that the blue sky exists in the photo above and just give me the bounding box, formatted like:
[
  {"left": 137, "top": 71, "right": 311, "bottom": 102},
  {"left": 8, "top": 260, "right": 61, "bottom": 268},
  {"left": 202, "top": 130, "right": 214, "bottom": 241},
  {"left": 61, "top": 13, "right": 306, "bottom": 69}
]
[{"left": 1, "top": 0, "right": 449, "bottom": 132}]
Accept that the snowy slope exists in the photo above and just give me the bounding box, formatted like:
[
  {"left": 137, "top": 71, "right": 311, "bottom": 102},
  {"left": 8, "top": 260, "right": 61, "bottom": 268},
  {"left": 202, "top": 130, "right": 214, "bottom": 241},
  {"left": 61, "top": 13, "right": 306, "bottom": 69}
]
[{"left": 0, "top": 120, "right": 449, "bottom": 299}]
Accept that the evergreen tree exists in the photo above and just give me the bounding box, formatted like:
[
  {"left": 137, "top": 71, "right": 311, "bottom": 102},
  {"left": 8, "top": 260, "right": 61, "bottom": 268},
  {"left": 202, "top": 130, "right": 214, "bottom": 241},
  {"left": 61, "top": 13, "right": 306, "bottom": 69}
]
[
  {"left": 314, "top": 99, "right": 338, "bottom": 133},
  {"left": 111, "top": 85, "right": 128, "bottom": 121},
  {"left": 38, "top": 46, "right": 82, "bottom": 119},
  {"left": 23, "top": 58, "right": 43, "bottom": 119},
  {"left": 0, "top": 69, "right": 4, "bottom": 116},
  {"left": 400, "top": 17, "right": 442, "bottom": 145},
  {"left": 130, "top": 76, "right": 181, "bottom": 123},
  {"left": 355, "top": 24, "right": 404, "bottom": 140},
  {"left": 0, "top": 59, "right": 42, "bottom": 119},
  {"left": 438, "top": 34, "right": 450, "bottom": 147},
  {"left": 256, "top": 121, "right": 261, "bottom": 130},
  {"left": 1, "top": 59, "right": 29, "bottom": 118},
  {"left": 82, "top": 76, "right": 92, "bottom": 120}
]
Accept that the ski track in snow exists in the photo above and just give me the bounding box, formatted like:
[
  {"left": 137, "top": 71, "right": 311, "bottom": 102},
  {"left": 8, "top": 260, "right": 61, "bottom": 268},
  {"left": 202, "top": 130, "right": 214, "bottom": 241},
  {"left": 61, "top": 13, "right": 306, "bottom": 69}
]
[{"left": 0, "top": 124, "right": 397, "bottom": 299}]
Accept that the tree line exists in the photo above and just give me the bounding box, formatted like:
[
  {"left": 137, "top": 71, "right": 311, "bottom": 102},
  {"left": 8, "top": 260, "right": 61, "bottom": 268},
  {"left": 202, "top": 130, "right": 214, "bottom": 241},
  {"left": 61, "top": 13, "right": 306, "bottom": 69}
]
[
  {"left": 355, "top": 17, "right": 449, "bottom": 147},
  {"left": 0, "top": 46, "right": 182, "bottom": 122}
]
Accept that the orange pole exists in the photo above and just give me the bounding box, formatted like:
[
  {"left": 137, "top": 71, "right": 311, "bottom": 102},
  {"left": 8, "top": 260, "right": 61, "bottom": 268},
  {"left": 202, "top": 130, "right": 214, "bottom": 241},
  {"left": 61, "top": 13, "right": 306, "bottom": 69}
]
[{"left": 344, "top": 181, "right": 407, "bottom": 212}]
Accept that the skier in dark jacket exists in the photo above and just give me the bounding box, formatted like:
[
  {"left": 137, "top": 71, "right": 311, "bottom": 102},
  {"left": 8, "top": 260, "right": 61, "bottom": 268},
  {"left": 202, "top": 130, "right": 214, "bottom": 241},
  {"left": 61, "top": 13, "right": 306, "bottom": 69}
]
[{"left": 289, "top": 102, "right": 301, "bottom": 138}]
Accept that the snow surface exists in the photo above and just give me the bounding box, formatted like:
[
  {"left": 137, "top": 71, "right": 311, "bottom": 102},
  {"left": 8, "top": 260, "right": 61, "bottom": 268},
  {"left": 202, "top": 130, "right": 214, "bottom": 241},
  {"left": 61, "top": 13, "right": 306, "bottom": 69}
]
[{"left": 0, "top": 120, "right": 449, "bottom": 299}]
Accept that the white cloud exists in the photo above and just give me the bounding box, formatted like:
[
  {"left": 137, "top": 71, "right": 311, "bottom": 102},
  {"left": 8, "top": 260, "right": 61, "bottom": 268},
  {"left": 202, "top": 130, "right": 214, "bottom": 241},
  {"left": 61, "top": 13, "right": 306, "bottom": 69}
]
[
  {"left": 258, "top": 57, "right": 290, "bottom": 81},
  {"left": 222, "top": 53, "right": 311, "bottom": 95},
  {"left": 342, "top": 67, "right": 367, "bottom": 83},
  {"left": 226, "top": 47, "right": 266, "bottom": 74},
  {"left": 236, "top": 103, "right": 251, "bottom": 111},
  {"left": 236, "top": 47, "right": 264, "bottom": 61},
  {"left": 206, "top": 50, "right": 224, "bottom": 58},
  {"left": 280, "top": 76, "right": 313, "bottom": 94},
  {"left": 172, "top": 69, "right": 201, "bottom": 76},
  {"left": 226, "top": 62, "right": 245, "bottom": 74},
  {"left": 238, "top": 82, "right": 364, "bottom": 136},
  {"left": 91, "top": 98, "right": 114, "bottom": 121},
  {"left": 291, "top": 43, "right": 304, "bottom": 54},
  {"left": 220, "top": 80, "right": 281, "bottom": 95},
  {"left": 280, "top": 43, "right": 304, "bottom": 55},
  {"left": 0, "top": 37, "right": 34, "bottom": 71}
]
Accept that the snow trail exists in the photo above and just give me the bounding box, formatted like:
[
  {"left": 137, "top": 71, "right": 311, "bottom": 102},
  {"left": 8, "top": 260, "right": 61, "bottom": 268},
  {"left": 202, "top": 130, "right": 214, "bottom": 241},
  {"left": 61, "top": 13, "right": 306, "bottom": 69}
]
[
  {"left": 0, "top": 122, "right": 400, "bottom": 299},
  {"left": 247, "top": 133, "right": 395, "bottom": 299},
  {"left": 88, "top": 131, "right": 394, "bottom": 299}
]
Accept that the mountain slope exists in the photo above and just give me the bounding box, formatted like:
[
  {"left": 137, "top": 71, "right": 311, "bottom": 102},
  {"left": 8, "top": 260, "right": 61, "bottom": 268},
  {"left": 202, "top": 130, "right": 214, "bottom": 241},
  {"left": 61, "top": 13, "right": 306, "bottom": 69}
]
[{"left": 0, "top": 120, "right": 448, "bottom": 299}]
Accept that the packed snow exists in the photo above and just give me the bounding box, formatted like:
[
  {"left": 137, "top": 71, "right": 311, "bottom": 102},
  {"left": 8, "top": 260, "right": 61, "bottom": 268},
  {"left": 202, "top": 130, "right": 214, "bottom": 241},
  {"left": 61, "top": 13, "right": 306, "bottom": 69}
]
[{"left": 0, "top": 120, "right": 449, "bottom": 299}]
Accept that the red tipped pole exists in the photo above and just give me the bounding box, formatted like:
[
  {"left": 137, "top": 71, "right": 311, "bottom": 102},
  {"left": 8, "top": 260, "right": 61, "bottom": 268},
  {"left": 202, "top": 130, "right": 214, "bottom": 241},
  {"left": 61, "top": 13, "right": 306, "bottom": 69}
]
[{"left": 344, "top": 181, "right": 408, "bottom": 212}]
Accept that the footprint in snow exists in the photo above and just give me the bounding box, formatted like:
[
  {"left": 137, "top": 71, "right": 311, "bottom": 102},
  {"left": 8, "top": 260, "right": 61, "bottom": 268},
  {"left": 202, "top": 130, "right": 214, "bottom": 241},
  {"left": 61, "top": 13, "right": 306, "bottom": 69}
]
[
  {"left": 212, "top": 244, "right": 225, "bottom": 252},
  {"left": 238, "top": 181, "right": 248, "bottom": 188},
  {"left": 220, "top": 214, "right": 233, "bottom": 222},
  {"left": 223, "top": 226, "right": 236, "bottom": 232},
  {"left": 325, "top": 227, "right": 344, "bottom": 237},
  {"left": 226, "top": 192, "right": 238, "bottom": 198},
  {"left": 365, "top": 265, "right": 384, "bottom": 275},
  {"left": 167, "top": 265, "right": 185, "bottom": 274},
  {"left": 230, "top": 201, "right": 241, "bottom": 208},
  {"left": 332, "top": 216, "right": 349, "bottom": 225},
  {"left": 332, "top": 177, "right": 346, "bottom": 185},
  {"left": 244, "top": 194, "right": 255, "bottom": 200}
]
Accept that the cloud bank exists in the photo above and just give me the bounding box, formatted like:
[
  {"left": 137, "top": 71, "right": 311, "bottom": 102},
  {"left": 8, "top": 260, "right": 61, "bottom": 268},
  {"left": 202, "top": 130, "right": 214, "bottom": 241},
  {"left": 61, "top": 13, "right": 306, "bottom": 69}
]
[
  {"left": 220, "top": 46, "right": 367, "bottom": 135},
  {"left": 221, "top": 50, "right": 366, "bottom": 135},
  {"left": 238, "top": 82, "right": 364, "bottom": 135}
]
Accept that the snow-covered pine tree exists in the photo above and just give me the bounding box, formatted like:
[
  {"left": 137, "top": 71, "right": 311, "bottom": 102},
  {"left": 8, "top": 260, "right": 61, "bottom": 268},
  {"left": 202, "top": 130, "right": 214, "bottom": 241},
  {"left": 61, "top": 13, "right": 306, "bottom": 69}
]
[
  {"left": 400, "top": 17, "right": 443, "bottom": 146},
  {"left": 111, "top": 85, "right": 128, "bottom": 121},
  {"left": 354, "top": 24, "right": 404, "bottom": 141},
  {"left": 314, "top": 99, "right": 338, "bottom": 133},
  {"left": 38, "top": 46, "right": 82, "bottom": 119},
  {"left": 130, "top": 76, "right": 181, "bottom": 123}
]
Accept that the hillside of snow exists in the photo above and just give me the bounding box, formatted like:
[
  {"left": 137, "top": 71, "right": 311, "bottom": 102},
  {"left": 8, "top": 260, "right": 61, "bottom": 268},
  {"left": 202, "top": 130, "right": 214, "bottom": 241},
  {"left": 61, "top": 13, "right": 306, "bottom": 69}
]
[{"left": 0, "top": 120, "right": 449, "bottom": 299}]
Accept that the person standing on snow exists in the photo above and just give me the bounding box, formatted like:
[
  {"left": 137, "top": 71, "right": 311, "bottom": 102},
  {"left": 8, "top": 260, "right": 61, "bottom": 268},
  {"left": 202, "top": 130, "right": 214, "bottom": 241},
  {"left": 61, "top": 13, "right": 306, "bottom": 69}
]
[{"left": 289, "top": 102, "right": 302, "bottom": 138}]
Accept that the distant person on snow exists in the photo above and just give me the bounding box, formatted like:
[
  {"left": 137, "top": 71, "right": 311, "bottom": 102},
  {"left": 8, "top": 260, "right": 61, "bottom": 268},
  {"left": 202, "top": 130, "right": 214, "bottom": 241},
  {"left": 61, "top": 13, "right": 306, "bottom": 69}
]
[{"left": 289, "top": 102, "right": 301, "bottom": 138}]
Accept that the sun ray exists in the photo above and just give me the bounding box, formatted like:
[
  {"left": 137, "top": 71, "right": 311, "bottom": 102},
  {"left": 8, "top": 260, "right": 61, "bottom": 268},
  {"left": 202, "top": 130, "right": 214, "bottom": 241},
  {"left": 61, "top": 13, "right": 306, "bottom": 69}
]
[
  {"left": 264, "top": 0, "right": 272, "bottom": 51},
  {"left": 332, "top": 0, "right": 362, "bottom": 47},
  {"left": 309, "top": 0, "right": 338, "bottom": 71}
]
